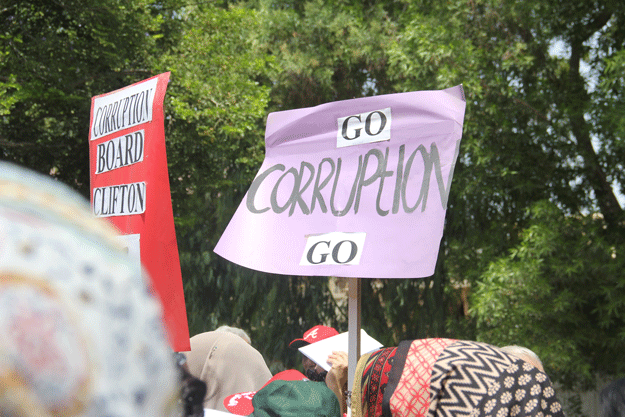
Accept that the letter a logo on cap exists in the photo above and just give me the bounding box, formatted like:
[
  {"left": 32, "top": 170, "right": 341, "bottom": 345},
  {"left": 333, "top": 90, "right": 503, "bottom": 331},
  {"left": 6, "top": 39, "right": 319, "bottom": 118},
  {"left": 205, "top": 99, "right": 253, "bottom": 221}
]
[
  {"left": 289, "top": 325, "right": 339, "bottom": 349},
  {"left": 305, "top": 328, "right": 319, "bottom": 340}
]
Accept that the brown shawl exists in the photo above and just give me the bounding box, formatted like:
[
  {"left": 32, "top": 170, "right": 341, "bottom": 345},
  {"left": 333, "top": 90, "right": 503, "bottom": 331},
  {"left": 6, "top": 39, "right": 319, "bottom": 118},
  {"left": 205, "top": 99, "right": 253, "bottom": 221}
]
[{"left": 185, "top": 331, "right": 272, "bottom": 411}]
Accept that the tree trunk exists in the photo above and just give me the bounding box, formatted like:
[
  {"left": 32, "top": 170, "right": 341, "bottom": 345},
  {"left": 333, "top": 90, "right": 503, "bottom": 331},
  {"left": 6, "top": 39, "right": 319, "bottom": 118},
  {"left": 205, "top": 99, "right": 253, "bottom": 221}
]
[{"left": 567, "top": 38, "right": 623, "bottom": 227}]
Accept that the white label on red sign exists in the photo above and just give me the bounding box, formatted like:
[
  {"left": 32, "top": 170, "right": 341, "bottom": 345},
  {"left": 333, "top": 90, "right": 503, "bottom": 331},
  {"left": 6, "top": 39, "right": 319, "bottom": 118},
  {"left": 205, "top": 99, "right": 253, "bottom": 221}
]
[
  {"left": 93, "top": 182, "right": 146, "bottom": 217},
  {"left": 91, "top": 78, "right": 158, "bottom": 140},
  {"left": 95, "top": 130, "right": 145, "bottom": 174}
]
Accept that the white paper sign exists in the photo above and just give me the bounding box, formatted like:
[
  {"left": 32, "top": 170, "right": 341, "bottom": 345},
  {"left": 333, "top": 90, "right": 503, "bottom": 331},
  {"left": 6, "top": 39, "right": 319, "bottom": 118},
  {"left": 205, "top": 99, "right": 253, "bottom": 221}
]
[
  {"left": 117, "top": 234, "right": 141, "bottom": 261},
  {"left": 298, "top": 329, "right": 383, "bottom": 371},
  {"left": 204, "top": 409, "right": 235, "bottom": 416}
]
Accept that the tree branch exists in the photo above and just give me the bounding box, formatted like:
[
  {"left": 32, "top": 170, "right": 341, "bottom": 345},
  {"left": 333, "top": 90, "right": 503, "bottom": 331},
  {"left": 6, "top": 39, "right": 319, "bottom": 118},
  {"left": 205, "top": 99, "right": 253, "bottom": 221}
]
[
  {"left": 567, "top": 38, "right": 623, "bottom": 227},
  {"left": 0, "top": 139, "right": 39, "bottom": 148}
]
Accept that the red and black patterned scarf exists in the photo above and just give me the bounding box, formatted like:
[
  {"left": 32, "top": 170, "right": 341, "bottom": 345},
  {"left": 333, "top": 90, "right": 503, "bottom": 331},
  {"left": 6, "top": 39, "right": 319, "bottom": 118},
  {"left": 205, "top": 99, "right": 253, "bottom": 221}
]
[{"left": 360, "top": 346, "right": 397, "bottom": 417}]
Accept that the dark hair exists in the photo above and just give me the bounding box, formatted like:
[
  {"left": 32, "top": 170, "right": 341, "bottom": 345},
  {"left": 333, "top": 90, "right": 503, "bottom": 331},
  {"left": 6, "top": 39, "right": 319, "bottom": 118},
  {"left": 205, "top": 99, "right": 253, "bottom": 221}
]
[
  {"left": 175, "top": 353, "right": 207, "bottom": 417},
  {"left": 600, "top": 378, "right": 625, "bottom": 417},
  {"left": 304, "top": 367, "right": 328, "bottom": 382}
]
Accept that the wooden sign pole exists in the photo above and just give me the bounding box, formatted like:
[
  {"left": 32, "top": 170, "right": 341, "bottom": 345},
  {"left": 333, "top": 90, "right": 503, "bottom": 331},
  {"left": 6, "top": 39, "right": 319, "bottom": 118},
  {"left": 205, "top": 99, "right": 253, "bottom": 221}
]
[{"left": 347, "top": 277, "right": 361, "bottom": 416}]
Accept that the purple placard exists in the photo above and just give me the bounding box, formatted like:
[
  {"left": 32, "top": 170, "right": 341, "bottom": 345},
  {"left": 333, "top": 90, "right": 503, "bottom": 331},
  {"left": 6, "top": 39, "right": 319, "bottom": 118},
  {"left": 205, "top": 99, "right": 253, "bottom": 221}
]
[{"left": 214, "top": 86, "right": 466, "bottom": 278}]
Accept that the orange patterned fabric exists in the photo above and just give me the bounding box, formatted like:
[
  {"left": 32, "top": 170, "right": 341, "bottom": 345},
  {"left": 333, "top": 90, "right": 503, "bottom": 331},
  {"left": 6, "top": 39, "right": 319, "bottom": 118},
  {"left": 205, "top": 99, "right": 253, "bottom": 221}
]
[{"left": 388, "top": 339, "right": 455, "bottom": 417}]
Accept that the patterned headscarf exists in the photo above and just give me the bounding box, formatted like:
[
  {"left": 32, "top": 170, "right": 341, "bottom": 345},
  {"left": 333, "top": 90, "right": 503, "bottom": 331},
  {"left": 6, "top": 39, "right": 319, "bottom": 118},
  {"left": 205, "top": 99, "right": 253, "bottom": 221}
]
[
  {"left": 0, "top": 162, "right": 180, "bottom": 416},
  {"left": 353, "top": 339, "right": 565, "bottom": 417}
]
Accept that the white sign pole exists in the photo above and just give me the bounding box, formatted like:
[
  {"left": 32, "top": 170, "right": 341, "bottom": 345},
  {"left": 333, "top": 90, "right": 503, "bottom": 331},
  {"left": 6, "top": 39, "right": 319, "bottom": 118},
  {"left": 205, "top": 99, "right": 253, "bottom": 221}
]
[{"left": 347, "top": 277, "right": 361, "bottom": 416}]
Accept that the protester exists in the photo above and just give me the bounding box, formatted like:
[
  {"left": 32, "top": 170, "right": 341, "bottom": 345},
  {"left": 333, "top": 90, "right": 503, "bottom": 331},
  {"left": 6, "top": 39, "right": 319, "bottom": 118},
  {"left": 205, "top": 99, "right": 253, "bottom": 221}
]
[
  {"left": 500, "top": 345, "right": 545, "bottom": 372},
  {"left": 325, "top": 350, "right": 349, "bottom": 415},
  {"left": 0, "top": 162, "right": 180, "bottom": 416},
  {"left": 600, "top": 377, "right": 625, "bottom": 417},
  {"left": 289, "top": 325, "right": 340, "bottom": 381},
  {"left": 223, "top": 369, "right": 308, "bottom": 415},
  {"left": 215, "top": 325, "right": 252, "bottom": 344},
  {"left": 353, "top": 339, "right": 565, "bottom": 417},
  {"left": 224, "top": 369, "right": 340, "bottom": 417},
  {"left": 250, "top": 379, "right": 341, "bottom": 417},
  {"left": 289, "top": 325, "right": 348, "bottom": 414},
  {"left": 184, "top": 330, "right": 272, "bottom": 412}
]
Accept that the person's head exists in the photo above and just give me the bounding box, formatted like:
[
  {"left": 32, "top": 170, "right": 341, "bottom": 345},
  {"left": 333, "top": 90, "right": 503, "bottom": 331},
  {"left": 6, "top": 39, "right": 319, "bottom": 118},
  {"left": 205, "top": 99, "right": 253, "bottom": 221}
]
[
  {"left": 215, "top": 325, "right": 252, "bottom": 344},
  {"left": 600, "top": 377, "right": 625, "bottom": 417},
  {"left": 301, "top": 356, "right": 328, "bottom": 382},
  {"left": 178, "top": 360, "right": 207, "bottom": 417},
  {"left": 289, "top": 325, "right": 338, "bottom": 381},
  {"left": 0, "top": 162, "right": 180, "bottom": 416},
  {"left": 499, "top": 345, "right": 544, "bottom": 372},
  {"left": 224, "top": 369, "right": 309, "bottom": 415},
  {"left": 250, "top": 380, "right": 341, "bottom": 417}
]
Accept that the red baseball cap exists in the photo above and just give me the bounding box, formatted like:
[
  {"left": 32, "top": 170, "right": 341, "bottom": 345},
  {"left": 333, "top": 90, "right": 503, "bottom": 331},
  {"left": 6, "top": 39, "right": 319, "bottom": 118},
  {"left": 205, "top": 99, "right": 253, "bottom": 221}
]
[
  {"left": 223, "top": 369, "right": 308, "bottom": 415},
  {"left": 288, "top": 325, "right": 339, "bottom": 349}
]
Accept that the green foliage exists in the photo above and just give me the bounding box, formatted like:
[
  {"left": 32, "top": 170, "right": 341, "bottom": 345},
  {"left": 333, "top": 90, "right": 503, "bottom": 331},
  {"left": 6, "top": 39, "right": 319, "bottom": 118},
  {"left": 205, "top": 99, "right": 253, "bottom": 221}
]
[
  {"left": 373, "top": 0, "right": 625, "bottom": 397},
  {"left": 0, "top": 0, "right": 174, "bottom": 192},
  {"left": 472, "top": 201, "right": 625, "bottom": 389},
  {"left": 3, "top": 0, "right": 625, "bottom": 396},
  {"left": 153, "top": 3, "right": 274, "bottom": 231},
  {"left": 254, "top": 0, "right": 397, "bottom": 109}
]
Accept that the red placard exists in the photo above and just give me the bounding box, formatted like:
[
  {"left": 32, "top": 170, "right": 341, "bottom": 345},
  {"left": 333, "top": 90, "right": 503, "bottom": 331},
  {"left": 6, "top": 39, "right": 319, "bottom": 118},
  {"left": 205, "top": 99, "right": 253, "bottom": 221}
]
[{"left": 88, "top": 72, "right": 190, "bottom": 351}]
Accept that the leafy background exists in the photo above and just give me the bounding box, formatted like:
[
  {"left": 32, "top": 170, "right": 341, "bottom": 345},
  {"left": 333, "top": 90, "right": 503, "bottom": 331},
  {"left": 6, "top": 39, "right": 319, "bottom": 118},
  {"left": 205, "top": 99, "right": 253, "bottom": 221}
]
[{"left": 2, "top": 1, "right": 624, "bottom": 414}]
